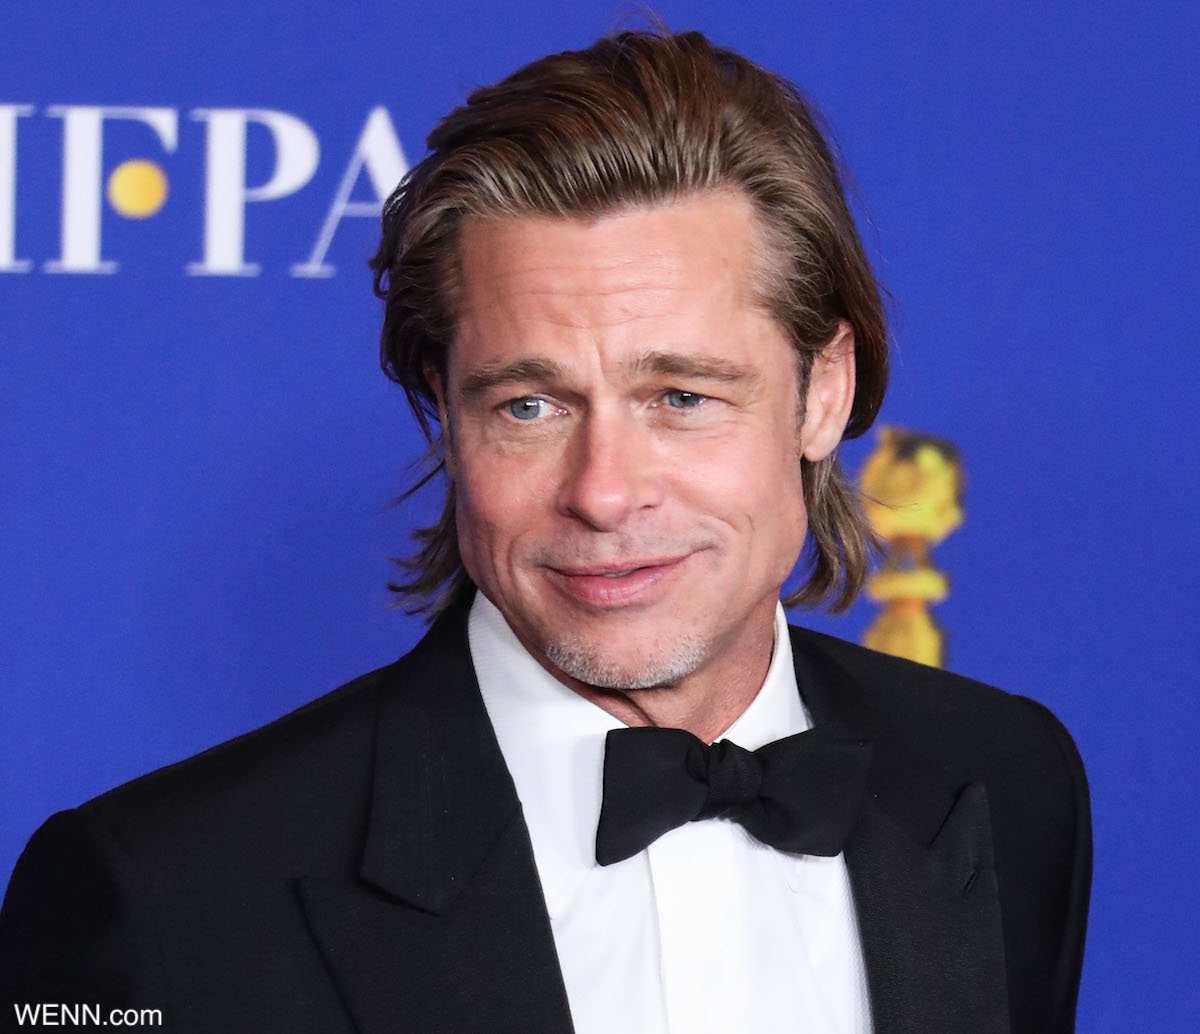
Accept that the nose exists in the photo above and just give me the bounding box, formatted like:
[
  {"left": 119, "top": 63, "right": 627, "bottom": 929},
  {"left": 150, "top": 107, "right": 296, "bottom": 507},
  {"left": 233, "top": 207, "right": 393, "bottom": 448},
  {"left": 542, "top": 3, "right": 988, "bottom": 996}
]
[{"left": 556, "top": 409, "right": 663, "bottom": 531}]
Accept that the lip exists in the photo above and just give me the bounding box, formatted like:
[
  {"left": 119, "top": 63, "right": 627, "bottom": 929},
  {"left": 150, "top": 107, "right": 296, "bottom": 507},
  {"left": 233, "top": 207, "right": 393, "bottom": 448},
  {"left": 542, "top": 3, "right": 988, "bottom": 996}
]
[{"left": 545, "top": 555, "right": 691, "bottom": 609}]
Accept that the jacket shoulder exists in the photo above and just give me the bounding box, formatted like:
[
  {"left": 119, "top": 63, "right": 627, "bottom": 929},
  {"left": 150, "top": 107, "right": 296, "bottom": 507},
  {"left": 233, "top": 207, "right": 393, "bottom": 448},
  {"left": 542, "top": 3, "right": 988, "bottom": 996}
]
[
  {"left": 788, "top": 623, "right": 1076, "bottom": 758},
  {"left": 93, "top": 661, "right": 392, "bottom": 824},
  {"left": 19, "top": 652, "right": 425, "bottom": 894}
]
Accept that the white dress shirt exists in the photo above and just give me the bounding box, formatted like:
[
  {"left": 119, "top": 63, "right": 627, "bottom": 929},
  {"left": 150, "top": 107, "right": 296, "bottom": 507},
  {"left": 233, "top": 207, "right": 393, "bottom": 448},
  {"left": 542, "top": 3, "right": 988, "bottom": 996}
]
[{"left": 469, "top": 592, "right": 873, "bottom": 1034}]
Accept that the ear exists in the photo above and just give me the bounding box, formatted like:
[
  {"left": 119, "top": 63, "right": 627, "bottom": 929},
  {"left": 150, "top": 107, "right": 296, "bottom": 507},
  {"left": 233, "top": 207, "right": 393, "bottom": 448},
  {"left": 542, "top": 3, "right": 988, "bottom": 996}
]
[
  {"left": 799, "top": 320, "right": 856, "bottom": 463},
  {"left": 424, "top": 364, "right": 456, "bottom": 477}
]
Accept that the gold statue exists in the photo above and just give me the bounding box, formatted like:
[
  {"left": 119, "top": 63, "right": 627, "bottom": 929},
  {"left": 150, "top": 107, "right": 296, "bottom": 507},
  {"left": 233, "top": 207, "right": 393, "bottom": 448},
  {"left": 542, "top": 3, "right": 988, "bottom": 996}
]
[{"left": 859, "top": 427, "right": 964, "bottom": 667}]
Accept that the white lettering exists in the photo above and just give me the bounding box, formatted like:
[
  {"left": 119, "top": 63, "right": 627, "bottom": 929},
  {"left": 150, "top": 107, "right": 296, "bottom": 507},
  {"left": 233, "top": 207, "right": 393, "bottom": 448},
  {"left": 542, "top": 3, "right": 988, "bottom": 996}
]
[
  {"left": 43, "top": 106, "right": 178, "bottom": 274},
  {"left": 292, "top": 106, "right": 407, "bottom": 278},
  {"left": 109, "top": 1006, "right": 163, "bottom": 1026},
  {"left": 12, "top": 1003, "right": 40, "bottom": 1025},
  {"left": 187, "top": 108, "right": 319, "bottom": 276},
  {"left": 0, "top": 104, "right": 34, "bottom": 272},
  {"left": 58, "top": 1002, "right": 95, "bottom": 1024}
]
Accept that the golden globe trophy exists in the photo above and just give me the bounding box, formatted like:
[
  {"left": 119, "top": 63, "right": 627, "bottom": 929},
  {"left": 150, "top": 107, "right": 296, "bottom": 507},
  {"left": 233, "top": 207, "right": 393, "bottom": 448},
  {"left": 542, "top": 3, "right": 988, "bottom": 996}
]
[{"left": 859, "top": 427, "right": 964, "bottom": 668}]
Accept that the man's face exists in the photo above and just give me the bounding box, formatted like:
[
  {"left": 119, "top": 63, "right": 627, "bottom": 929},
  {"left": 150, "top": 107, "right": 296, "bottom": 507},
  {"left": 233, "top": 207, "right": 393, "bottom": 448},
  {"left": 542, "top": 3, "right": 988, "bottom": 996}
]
[{"left": 438, "top": 190, "right": 846, "bottom": 693}]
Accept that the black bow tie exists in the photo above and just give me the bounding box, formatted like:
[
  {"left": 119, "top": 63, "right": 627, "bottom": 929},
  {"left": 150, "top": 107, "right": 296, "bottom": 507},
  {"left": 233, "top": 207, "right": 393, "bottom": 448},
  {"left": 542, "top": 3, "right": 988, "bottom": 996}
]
[{"left": 595, "top": 724, "right": 872, "bottom": 866}]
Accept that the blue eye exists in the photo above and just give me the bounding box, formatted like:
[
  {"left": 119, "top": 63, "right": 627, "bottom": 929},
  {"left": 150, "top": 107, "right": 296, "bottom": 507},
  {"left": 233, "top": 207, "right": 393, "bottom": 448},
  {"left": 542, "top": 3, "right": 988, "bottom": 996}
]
[
  {"left": 508, "top": 397, "right": 546, "bottom": 420},
  {"left": 664, "top": 390, "right": 705, "bottom": 409}
]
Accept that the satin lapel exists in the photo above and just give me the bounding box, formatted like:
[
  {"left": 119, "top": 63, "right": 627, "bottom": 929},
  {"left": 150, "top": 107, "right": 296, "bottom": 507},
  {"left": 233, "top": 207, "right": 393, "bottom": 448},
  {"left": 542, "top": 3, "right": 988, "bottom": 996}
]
[
  {"left": 299, "top": 604, "right": 575, "bottom": 1034},
  {"left": 790, "top": 628, "right": 1010, "bottom": 1034}
]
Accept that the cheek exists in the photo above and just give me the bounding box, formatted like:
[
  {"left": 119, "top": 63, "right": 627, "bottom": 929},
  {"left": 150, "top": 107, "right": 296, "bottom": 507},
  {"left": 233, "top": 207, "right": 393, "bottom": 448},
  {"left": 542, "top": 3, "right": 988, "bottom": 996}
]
[
  {"left": 765, "top": 468, "right": 810, "bottom": 559},
  {"left": 667, "top": 445, "right": 788, "bottom": 549},
  {"left": 453, "top": 453, "right": 543, "bottom": 575},
  {"left": 451, "top": 461, "right": 496, "bottom": 576},
  {"left": 722, "top": 434, "right": 809, "bottom": 562}
]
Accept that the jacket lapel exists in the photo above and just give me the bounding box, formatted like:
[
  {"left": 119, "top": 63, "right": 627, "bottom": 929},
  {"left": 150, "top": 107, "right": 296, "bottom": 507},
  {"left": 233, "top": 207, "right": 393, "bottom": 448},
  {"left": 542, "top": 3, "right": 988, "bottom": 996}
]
[
  {"left": 791, "top": 628, "right": 1010, "bottom": 1034},
  {"left": 298, "top": 604, "right": 575, "bottom": 1034}
]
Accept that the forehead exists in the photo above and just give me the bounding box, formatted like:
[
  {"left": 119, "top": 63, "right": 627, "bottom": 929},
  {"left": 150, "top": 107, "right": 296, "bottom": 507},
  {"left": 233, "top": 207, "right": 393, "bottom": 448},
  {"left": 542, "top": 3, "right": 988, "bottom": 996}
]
[{"left": 451, "top": 191, "right": 781, "bottom": 373}]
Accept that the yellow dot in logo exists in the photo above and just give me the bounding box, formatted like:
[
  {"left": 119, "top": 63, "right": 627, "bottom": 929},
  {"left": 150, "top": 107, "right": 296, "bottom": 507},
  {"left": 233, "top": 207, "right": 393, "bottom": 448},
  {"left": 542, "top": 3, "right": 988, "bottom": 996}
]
[{"left": 106, "top": 159, "right": 168, "bottom": 219}]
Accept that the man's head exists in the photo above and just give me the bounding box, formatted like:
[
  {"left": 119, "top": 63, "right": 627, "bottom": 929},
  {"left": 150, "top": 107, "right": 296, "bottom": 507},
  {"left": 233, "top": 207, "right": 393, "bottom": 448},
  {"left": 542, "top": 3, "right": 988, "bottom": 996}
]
[{"left": 371, "top": 29, "right": 888, "bottom": 689}]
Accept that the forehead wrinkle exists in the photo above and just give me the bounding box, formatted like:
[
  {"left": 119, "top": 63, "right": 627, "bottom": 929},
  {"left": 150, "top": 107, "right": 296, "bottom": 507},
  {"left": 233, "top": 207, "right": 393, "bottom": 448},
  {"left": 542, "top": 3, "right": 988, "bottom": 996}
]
[
  {"left": 465, "top": 222, "right": 669, "bottom": 274},
  {"left": 460, "top": 221, "right": 743, "bottom": 318},
  {"left": 462, "top": 266, "right": 707, "bottom": 334}
]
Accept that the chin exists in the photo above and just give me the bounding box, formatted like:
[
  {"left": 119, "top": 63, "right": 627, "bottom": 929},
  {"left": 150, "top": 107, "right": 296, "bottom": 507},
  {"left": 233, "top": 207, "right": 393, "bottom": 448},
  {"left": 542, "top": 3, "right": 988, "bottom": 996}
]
[{"left": 542, "top": 628, "right": 708, "bottom": 691}]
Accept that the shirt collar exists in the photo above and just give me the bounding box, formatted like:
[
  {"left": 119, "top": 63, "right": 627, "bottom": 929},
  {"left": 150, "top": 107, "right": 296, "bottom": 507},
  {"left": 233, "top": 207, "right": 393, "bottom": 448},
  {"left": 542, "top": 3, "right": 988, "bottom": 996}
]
[{"left": 469, "top": 592, "right": 810, "bottom": 911}]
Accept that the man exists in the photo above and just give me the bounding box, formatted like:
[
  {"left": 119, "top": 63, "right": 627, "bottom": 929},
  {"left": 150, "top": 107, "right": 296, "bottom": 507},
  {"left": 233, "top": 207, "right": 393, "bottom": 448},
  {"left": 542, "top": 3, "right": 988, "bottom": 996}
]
[{"left": 0, "top": 29, "right": 1089, "bottom": 1034}]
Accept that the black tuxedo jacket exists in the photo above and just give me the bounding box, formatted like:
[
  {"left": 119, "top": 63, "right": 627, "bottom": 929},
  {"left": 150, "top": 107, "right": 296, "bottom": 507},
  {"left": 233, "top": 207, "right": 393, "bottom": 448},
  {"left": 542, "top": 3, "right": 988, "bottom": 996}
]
[{"left": 1, "top": 600, "right": 1090, "bottom": 1033}]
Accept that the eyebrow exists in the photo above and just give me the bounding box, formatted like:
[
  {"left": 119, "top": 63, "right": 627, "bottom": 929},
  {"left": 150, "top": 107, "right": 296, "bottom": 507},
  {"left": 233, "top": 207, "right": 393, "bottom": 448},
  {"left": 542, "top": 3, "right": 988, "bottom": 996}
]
[
  {"left": 459, "top": 357, "right": 566, "bottom": 399},
  {"left": 625, "top": 350, "right": 759, "bottom": 385},
  {"left": 458, "top": 349, "right": 758, "bottom": 400}
]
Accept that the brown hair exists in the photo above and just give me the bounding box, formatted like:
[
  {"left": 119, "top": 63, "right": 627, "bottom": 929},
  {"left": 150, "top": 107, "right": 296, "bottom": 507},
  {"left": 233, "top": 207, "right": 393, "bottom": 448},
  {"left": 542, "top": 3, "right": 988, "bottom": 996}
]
[{"left": 371, "top": 28, "right": 888, "bottom": 615}]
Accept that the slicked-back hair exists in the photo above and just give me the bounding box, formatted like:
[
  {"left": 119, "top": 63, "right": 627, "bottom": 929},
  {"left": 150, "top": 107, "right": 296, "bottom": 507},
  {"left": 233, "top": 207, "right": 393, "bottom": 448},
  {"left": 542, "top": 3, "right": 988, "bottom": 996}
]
[{"left": 370, "top": 28, "right": 889, "bottom": 616}]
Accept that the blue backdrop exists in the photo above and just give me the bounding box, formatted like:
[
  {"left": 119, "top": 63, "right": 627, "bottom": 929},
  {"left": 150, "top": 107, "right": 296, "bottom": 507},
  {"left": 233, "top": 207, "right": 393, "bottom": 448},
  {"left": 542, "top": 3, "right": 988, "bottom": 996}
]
[{"left": 3, "top": 2, "right": 1197, "bottom": 1028}]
